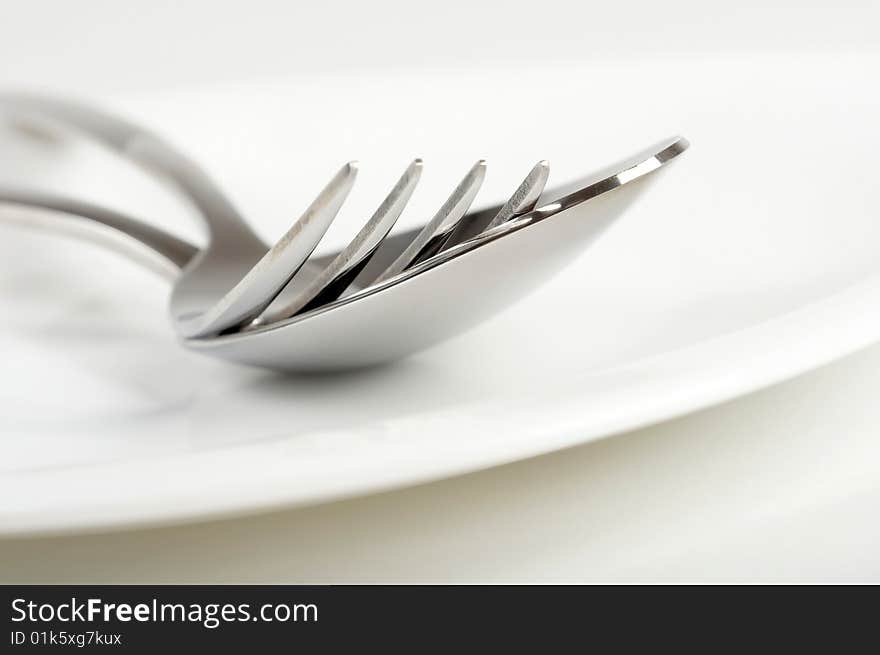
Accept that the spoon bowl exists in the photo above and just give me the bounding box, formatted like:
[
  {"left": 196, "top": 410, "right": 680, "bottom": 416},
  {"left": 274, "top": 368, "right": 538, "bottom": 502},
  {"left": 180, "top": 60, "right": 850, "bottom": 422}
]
[{"left": 189, "top": 139, "right": 685, "bottom": 370}]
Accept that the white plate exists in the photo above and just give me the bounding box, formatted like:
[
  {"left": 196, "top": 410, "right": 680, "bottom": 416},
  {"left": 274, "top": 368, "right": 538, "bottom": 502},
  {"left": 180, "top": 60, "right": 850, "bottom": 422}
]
[{"left": 1, "top": 51, "right": 879, "bottom": 535}]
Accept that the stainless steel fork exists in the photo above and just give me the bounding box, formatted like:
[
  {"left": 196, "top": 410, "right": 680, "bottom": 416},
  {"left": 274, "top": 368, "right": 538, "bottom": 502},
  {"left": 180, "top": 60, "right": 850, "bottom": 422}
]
[{"left": 0, "top": 95, "right": 555, "bottom": 338}]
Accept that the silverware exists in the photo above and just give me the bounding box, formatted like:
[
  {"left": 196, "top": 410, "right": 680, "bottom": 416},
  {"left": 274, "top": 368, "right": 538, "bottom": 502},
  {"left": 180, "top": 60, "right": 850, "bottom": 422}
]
[{"left": 0, "top": 94, "right": 688, "bottom": 371}]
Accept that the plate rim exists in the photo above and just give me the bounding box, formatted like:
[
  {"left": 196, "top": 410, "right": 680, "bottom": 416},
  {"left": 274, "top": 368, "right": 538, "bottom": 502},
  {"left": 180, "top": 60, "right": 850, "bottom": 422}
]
[{"left": 3, "top": 272, "right": 880, "bottom": 537}]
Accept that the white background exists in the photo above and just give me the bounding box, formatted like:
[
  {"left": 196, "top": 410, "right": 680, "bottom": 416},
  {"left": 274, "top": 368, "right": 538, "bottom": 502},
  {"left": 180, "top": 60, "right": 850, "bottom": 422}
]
[
  {"left": 1, "top": 0, "right": 879, "bottom": 581},
  {"left": 2, "top": 1, "right": 877, "bottom": 95}
]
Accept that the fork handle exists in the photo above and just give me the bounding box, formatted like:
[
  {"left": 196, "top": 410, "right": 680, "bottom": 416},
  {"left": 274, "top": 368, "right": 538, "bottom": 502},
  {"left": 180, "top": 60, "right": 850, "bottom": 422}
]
[
  {"left": 0, "top": 188, "right": 198, "bottom": 279},
  {"left": 0, "top": 93, "right": 264, "bottom": 252}
]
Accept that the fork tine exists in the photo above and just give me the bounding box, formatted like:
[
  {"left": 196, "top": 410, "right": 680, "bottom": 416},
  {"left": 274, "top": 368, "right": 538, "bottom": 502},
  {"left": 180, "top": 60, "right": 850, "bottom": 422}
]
[
  {"left": 436, "top": 160, "right": 550, "bottom": 251},
  {"left": 484, "top": 160, "right": 550, "bottom": 231},
  {"left": 371, "top": 160, "right": 486, "bottom": 284},
  {"left": 254, "top": 159, "right": 423, "bottom": 324},
  {"left": 185, "top": 162, "right": 357, "bottom": 337}
]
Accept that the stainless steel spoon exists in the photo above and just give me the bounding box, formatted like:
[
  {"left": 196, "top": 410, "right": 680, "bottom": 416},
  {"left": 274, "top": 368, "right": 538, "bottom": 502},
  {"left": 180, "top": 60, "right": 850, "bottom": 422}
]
[{"left": 0, "top": 120, "right": 687, "bottom": 370}]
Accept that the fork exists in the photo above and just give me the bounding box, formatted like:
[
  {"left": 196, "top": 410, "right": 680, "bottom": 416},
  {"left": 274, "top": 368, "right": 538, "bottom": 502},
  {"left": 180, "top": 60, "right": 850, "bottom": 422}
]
[
  {"left": 0, "top": 94, "right": 552, "bottom": 338},
  {"left": 0, "top": 94, "right": 688, "bottom": 370}
]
